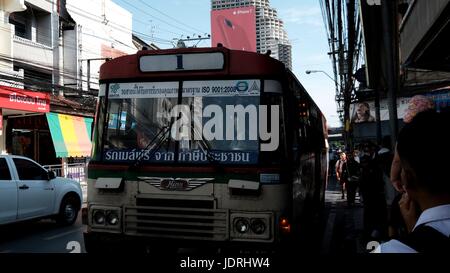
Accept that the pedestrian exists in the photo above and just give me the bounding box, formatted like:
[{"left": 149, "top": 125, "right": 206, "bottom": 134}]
[
  {"left": 388, "top": 95, "right": 435, "bottom": 239},
  {"left": 360, "top": 141, "right": 388, "bottom": 242},
  {"left": 390, "top": 95, "right": 434, "bottom": 191},
  {"left": 344, "top": 151, "right": 361, "bottom": 207},
  {"left": 374, "top": 111, "right": 450, "bottom": 253},
  {"left": 378, "top": 136, "right": 395, "bottom": 207},
  {"left": 335, "top": 152, "right": 348, "bottom": 199},
  {"left": 353, "top": 149, "right": 361, "bottom": 164}
]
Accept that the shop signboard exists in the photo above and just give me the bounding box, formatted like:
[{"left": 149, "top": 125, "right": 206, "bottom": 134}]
[{"left": 0, "top": 85, "right": 50, "bottom": 113}]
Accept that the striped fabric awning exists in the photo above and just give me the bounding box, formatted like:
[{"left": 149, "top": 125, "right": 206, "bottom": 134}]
[{"left": 46, "top": 113, "right": 93, "bottom": 158}]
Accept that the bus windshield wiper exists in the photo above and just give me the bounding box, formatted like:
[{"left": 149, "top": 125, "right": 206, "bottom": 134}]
[
  {"left": 129, "top": 119, "right": 174, "bottom": 170},
  {"left": 191, "top": 122, "right": 220, "bottom": 165}
]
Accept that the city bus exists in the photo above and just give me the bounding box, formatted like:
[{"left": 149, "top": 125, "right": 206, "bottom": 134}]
[{"left": 83, "top": 46, "right": 329, "bottom": 253}]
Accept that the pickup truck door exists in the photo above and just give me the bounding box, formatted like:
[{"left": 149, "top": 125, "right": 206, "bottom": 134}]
[
  {"left": 0, "top": 157, "right": 18, "bottom": 224},
  {"left": 13, "top": 158, "right": 55, "bottom": 219}
]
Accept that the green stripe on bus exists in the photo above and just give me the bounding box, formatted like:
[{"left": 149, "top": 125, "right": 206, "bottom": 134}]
[{"left": 87, "top": 169, "right": 258, "bottom": 183}]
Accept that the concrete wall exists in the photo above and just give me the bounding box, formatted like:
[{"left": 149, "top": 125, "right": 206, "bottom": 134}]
[
  {"left": 9, "top": 1, "right": 55, "bottom": 68},
  {"left": 0, "top": 21, "right": 13, "bottom": 69},
  {"left": 13, "top": 35, "right": 53, "bottom": 67},
  {"left": 0, "top": 0, "right": 26, "bottom": 71}
]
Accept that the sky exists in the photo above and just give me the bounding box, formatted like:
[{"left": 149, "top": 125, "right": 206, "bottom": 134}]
[{"left": 113, "top": 0, "right": 340, "bottom": 127}]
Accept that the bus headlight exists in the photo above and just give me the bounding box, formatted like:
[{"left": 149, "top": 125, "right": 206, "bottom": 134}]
[
  {"left": 230, "top": 212, "right": 272, "bottom": 240},
  {"left": 93, "top": 210, "right": 105, "bottom": 225},
  {"left": 90, "top": 207, "right": 121, "bottom": 230},
  {"left": 106, "top": 211, "right": 119, "bottom": 226},
  {"left": 250, "top": 218, "right": 266, "bottom": 234},
  {"left": 234, "top": 218, "right": 250, "bottom": 233}
]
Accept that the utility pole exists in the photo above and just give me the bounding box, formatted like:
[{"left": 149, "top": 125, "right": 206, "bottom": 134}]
[
  {"left": 345, "top": 0, "right": 356, "bottom": 151},
  {"left": 374, "top": 89, "right": 382, "bottom": 145},
  {"left": 381, "top": 0, "right": 399, "bottom": 147}
]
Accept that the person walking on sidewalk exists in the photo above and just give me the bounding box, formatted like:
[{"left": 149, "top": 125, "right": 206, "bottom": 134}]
[
  {"left": 360, "top": 141, "right": 388, "bottom": 242},
  {"left": 335, "top": 152, "right": 348, "bottom": 199},
  {"left": 344, "top": 151, "right": 361, "bottom": 207}
]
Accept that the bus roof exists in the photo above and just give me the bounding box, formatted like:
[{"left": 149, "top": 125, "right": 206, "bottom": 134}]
[{"left": 99, "top": 47, "right": 286, "bottom": 82}]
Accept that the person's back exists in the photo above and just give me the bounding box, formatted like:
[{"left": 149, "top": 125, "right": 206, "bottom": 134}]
[
  {"left": 359, "top": 143, "right": 388, "bottom": 241},
  {"left": 375, "top": 111, "right": 450, "bottom": 253},
  {"left": 344, "top": 154, "right": 361, "bottom": 206},
  {"left": 360, "top": 145, "right": 384, "bottom": 195}
]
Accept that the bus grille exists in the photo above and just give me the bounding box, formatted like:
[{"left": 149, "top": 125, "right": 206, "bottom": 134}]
[{"left": 124, "top": 198, "right": 228, "bottom": 241}]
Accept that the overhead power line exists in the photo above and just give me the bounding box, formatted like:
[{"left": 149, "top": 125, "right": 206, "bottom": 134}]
[{"left": 135, "top": 0, "right": 208, "bottom": 35}]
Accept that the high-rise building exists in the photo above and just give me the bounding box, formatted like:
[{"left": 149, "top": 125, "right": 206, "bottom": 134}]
[{"left": 211, "top": 0, "right": 292, "bottom": 70}]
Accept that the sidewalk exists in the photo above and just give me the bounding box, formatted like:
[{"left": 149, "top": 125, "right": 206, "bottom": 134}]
[{"left": 321, "top": 174, "right": 366, "bottom": 254}]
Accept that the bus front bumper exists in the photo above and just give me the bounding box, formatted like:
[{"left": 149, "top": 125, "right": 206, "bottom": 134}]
[{"left": 83, "top": 231, "right": 292, "bottom": 253}]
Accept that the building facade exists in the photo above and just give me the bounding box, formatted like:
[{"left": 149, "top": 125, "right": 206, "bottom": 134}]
[
  {"left": 211, "top": 0, "right": 292, "bottom": 70},
  {"left": 0, "top": 0, "right": 135, "bottom": 166}
]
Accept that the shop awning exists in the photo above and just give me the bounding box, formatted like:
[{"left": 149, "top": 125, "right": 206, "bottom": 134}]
[{"left": 46, "top": 113, "right": 93, "bottom": 158}]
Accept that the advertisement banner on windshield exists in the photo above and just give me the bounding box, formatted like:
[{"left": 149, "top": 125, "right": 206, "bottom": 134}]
[
  {"left": 107, "top": 80, "right": 261, "bottom": 99},
  {"left": 211, "top": 7, "right": 256, "bottom": 52}
]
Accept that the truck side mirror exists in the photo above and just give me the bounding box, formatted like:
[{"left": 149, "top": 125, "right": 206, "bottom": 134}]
[{"left": 48, "top": 171, "right": 56, "bottom": 180}]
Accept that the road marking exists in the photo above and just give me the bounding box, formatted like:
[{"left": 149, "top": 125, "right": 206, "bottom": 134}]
[{"left": 44, "top": 227, "right": 83, "bottom": 241}]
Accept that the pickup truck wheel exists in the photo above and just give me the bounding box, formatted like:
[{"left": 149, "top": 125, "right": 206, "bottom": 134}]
[{"left": 57, "top": 196, "right": 79, "bottom": 226}]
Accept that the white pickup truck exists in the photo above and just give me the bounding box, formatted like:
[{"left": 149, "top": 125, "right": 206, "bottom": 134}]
[{"left": 0, "top": 155, "right": 82, "bottom": 226}]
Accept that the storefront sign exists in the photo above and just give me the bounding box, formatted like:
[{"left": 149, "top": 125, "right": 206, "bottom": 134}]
[{"left": 0, "top": 85, "right": 50, "bottom": 113}]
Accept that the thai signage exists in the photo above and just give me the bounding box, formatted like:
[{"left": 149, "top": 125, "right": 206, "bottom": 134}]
[
  {"left": 0, "top": 86, "right": 50, "bottom": 113},
  {"left": 103, "top": 149, "right": 258, "bottom": 164}
]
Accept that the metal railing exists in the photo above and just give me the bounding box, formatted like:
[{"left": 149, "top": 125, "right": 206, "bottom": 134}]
[
  {"left": 44, "top": 163, "right": 88, "bottom": 203},
  {"left": 43, "top": 163, "right": 87, "bottom": 183}
]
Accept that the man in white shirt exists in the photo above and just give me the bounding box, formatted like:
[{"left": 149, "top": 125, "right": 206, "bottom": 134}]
[{"left": 374, "top": 111, "right": 450, "bottom": 253}]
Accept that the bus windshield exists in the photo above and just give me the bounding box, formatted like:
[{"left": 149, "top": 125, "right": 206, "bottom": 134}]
[{"left": 101, "top": 80, "right": 271, "bottom": 165}]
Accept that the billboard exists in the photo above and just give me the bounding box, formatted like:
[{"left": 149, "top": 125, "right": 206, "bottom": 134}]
[
  {"left": 350, "top": 88, "right": 450, "bottom": 123},
  {"left": 211, "top": 7, "right": 256, "bottom": 52},
  {"left": 350, "top": 99, "right": 406, "bottom": 124}
]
